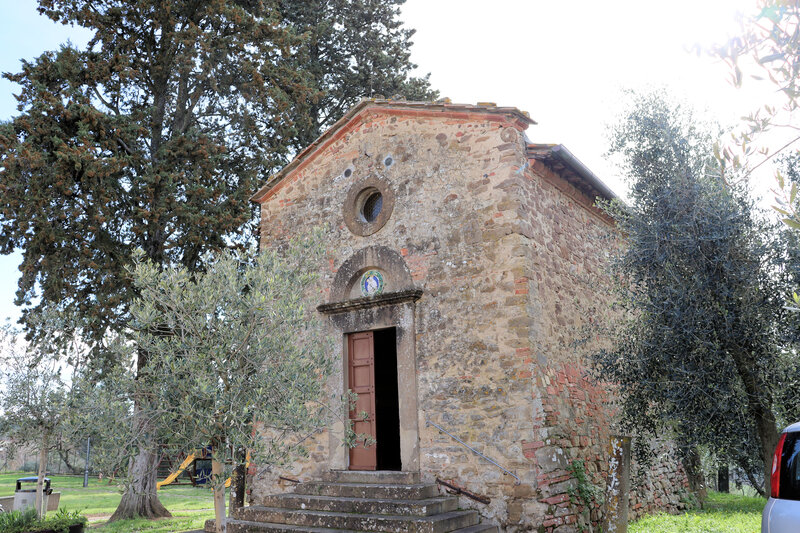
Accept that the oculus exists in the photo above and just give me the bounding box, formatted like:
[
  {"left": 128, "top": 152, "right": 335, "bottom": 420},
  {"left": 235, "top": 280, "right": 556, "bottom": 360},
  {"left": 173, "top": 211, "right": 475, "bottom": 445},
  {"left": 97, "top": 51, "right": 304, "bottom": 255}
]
[
  {"left": 343, "top": 175, "right": 395, "bottom": 236},
  {"left": 360, "top": 190, "right": 383, "bottom": 223}
]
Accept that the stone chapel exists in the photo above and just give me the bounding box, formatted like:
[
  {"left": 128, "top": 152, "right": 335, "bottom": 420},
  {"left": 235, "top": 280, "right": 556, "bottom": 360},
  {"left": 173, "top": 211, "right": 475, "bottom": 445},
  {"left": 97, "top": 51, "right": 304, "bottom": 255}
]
[{"left": 227, "top": 99, "right": 689, "bottom": 533}]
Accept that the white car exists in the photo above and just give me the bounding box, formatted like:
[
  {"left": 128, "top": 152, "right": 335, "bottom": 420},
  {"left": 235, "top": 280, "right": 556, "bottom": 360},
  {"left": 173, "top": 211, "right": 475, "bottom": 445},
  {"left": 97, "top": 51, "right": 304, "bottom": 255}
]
[{"left": 763, "top": 422, "right": 800, "bottom": 533}]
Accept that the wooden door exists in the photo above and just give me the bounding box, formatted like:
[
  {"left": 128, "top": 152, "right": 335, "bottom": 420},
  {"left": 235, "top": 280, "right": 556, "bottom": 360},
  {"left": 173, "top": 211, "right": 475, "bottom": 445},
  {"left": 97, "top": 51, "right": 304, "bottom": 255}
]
[{"left": 348, "top": 331, "right": 376, "bottom": 470}]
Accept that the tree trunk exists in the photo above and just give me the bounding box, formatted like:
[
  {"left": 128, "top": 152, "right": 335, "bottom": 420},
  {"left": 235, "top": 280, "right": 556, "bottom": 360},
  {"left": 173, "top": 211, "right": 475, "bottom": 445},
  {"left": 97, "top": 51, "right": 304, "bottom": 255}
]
[
  {"left": 56, "top": 446, "right": 79, "bottom": 474},
  {"left": 110, "top": 346, "right": 171, "bottom": 522},
  {"left": 212, "top": 455, "right": 226, "bottom": 533},
  {"left": 681, "top": 446, "right": 706, "bottom": 506},
  {"left": 729, "top": 346, "right": 780, "bottom": 496},
  {"left": 744, "top": 467, "right": 766, "bottom": 497},
  {"left": 229, "top": 459, "right": 245, "bottom": 515},
  {"left": 717, "top": 465, "right": 729, "bottom": 493},
  {"left": 110, "top": 440, "right": 171, "bottom": 521},
  {"left": 757, "top": 413, "right": 780, "bottom": 497},
  {"left": 35, "top": 429, "right": 48, "bottom": 518}
]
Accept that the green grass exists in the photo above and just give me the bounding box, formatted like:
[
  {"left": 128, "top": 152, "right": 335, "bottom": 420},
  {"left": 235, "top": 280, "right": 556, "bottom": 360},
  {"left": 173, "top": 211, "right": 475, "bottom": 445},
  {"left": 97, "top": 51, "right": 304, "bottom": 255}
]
[
  {"left": 93, "top": 511, "right": 216, "bottom": 533},
  {"left": 0, "top": 472, "right": 220, "bottom": 532},
  {"left": 630, "top": 491, "right": 766, "bottom": 533}
]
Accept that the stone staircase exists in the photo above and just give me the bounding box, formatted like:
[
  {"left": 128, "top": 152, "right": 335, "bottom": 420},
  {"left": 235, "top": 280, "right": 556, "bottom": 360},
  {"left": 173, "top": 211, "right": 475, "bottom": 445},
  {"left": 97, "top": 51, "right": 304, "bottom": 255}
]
[{"left": 206, "top": 471, "right": 498, "bottom": 533}]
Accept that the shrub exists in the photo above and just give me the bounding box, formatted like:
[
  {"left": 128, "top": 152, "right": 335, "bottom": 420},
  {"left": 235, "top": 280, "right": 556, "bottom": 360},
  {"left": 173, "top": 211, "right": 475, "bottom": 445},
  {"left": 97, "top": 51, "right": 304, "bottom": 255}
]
[
  {"left": 0, "top": 507, "right": 38, "bottom": 531},
  {"left": 0, "top": 507, "right": 86, "bottom": 533}
]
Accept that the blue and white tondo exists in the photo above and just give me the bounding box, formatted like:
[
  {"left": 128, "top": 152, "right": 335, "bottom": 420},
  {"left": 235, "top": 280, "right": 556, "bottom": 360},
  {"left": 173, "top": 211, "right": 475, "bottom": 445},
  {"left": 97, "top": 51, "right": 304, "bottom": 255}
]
[{"left": 360, "top": 269, "right": 385, "bottom": 297}]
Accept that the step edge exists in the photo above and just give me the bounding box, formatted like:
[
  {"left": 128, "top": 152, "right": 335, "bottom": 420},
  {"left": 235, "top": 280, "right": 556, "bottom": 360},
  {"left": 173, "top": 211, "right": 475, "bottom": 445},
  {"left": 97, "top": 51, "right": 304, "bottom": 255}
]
[
  {"left": 299, "top": 481, "right": 437, "bottom": 488},
  {"left": 238, "top": 507, "right": 479, "bottom": 522},
  {"left": 226, "top": 518, "right": 357, "bottom": 533},
  {"left": 261, "top": 494, "right": 456, "bottom": 505}
]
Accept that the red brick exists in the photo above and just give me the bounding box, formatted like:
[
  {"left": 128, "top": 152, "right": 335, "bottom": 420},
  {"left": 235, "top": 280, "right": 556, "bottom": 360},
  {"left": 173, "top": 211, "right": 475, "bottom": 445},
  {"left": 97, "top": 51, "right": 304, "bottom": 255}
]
[{"left": 542, "top": 493, "right": 569, "bottom": 505}]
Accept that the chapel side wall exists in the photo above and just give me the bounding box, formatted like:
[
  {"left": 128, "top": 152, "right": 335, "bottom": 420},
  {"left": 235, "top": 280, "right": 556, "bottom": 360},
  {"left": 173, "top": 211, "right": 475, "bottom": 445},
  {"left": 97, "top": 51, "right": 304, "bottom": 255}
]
[
  {"left": 518, "top": 160, "right": 620, "bottom": 531},
  {"left": 628, "top": 440, "right": 690, "bottom": 519},
  {"left": 249, "top": 110, "right": 539, "bottom": 520},
  {"left": 515, "top": 159, "right": 689, "bottom": 531}
]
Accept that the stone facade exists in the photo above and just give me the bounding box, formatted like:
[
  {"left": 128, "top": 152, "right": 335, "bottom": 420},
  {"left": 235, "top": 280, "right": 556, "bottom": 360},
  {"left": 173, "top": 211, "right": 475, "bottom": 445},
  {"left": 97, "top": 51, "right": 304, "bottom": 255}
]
[{"left": 249, "top": 99, "right": 687, "bottom": 532}]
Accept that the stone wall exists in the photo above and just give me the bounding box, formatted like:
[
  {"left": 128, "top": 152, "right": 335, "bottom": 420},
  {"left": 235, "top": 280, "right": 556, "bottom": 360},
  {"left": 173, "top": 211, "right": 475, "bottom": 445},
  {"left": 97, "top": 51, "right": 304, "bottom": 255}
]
[
  {"left": 250, "top": 103, "right": 688, "bottom": 532},
  {"left": 629, "top": 442, "right": 691, "bottom": 519}
]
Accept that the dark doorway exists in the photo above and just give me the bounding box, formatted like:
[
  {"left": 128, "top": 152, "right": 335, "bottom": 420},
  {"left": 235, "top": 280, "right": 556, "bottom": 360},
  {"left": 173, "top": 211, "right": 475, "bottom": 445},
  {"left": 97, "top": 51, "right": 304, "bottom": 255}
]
[{"left": 373, "top": 328, "right": 401, "bottom": 470}]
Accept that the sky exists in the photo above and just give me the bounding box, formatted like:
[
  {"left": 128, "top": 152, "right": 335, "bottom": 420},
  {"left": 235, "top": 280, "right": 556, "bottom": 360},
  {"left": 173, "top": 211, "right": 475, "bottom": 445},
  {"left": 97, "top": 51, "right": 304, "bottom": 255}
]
[{"left": 0, "top": 0, "right": 781, "bottom": 324}]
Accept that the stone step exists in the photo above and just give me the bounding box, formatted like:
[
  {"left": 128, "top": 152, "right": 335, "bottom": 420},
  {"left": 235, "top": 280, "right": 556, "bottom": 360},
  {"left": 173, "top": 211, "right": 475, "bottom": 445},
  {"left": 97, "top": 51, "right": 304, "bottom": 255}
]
[
  {"left": 450, "top": 524, "right": 499, "bottom": 533},
  {"left": 258, "top": 493, "right": 458, "bottom": 516},
  {"left": 321, "top": 470, "right": 421, "bottom": 485},
  {"left": 214, "top": 519, "right": 499, "bottom": 533},
  {"left": 220, "top": 520, "right": 499, "bottom": 533},
  {"left": 233, "top": 506, "right": 479, "bottom": 533},
  {"left": 294, "top": 481, "right": 439, "bottom": 500},
  {"left": 222, "top": 520, "right": 343, "bottom": 533}
]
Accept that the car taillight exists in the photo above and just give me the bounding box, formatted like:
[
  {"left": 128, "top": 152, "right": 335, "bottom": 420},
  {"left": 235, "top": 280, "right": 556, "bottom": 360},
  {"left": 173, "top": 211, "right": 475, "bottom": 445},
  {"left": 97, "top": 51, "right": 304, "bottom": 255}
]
[{"left": 772, "top": 432, "right": 788, "bottom": 498}]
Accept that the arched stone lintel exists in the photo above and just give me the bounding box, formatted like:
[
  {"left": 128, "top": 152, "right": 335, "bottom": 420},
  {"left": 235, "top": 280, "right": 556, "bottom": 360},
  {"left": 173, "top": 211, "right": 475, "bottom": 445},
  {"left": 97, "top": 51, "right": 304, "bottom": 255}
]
[{"left": 329, "top": 245, "right": 415, "bottom": 302}]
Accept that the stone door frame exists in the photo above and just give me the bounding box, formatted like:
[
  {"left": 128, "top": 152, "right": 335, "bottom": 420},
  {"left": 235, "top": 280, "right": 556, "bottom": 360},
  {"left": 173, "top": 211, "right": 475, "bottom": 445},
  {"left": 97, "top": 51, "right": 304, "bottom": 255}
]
[{"left": 317, "top": 245, "right": 421, "bottom": 472}]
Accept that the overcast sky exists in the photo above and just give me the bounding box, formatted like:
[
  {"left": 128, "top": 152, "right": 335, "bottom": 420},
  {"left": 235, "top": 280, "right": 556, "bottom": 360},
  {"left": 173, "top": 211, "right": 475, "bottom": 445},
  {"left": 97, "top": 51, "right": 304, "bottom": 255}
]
[{"left": 0, "top": 0, "right": 779, "bottom": 324}]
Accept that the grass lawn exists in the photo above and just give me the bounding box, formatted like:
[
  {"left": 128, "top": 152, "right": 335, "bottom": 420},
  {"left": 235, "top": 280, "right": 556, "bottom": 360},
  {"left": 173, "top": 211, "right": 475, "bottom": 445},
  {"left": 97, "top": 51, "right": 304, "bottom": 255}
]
[
  {"left": 0, "top": 472, "right": 222, "bottom": 532},
  {"left": 630, "top": 491, "right": 766, "bottom": 533}
]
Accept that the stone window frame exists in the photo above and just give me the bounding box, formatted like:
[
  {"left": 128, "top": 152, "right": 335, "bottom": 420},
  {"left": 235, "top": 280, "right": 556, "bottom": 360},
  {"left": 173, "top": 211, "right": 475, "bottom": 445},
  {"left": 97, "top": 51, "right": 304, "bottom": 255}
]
[{"left": 343, "top": 175, "right": 395, "bottom": 236}]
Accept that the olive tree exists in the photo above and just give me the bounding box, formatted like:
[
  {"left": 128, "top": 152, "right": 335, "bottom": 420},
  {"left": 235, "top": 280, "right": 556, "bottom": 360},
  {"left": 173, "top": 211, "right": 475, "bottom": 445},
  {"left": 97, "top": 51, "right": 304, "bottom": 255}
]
[
  {"left": 121, "top": 230, "right": 338, "bottom": 533},
  {"left": 594, "top": 91, "right": 798, "bottom": 496},
  {"left": 0, "top": 324, "right": 72, "bottom": 517},
  {"left": 713, "top": 1, "right": 800, "bottom": 219}
]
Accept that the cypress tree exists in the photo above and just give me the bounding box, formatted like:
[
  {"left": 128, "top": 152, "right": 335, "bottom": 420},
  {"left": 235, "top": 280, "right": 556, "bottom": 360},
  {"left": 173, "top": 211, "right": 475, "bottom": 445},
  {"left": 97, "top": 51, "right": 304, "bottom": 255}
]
[{"left": 0, "top": 0, "right": 434, "bottom": 520}]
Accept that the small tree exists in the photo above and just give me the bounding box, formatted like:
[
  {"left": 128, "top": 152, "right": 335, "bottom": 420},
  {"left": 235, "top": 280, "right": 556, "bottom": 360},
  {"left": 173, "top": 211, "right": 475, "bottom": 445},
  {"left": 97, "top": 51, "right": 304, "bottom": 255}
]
[
  {"left": 0, "top": 325, "right": 70, "bottom": 517},
  {"left": 123, "top": 230, "right": 336, "bottom": 533},
  {"left": 594, "top": 91, "right": 797, "bottom": 496}
]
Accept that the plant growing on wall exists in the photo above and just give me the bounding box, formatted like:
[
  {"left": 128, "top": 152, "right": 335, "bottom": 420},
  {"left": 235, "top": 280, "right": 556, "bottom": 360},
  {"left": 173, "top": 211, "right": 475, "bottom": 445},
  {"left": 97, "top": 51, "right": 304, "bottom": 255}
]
[{"left": 567, "top": 460, "right": 604, "bottom": 533}]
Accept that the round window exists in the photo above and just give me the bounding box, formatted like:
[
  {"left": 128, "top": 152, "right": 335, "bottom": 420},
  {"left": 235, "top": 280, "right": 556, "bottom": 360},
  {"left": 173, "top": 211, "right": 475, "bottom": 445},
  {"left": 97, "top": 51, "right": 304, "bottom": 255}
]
[
  {"left": 361, "top": 191, "right": 383, "bottom": 222},
  {"left": 343, "top": 176, "right": 394, "bottom": 236}
]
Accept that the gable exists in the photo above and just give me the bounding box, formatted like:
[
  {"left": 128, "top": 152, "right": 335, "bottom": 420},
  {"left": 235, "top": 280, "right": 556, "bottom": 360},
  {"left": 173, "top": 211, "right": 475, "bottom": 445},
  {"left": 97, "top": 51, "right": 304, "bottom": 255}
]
[{"left": 250, "top": 99, "right": 535, "bottom": 204}]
